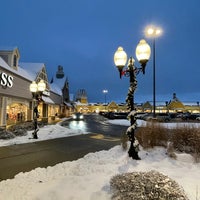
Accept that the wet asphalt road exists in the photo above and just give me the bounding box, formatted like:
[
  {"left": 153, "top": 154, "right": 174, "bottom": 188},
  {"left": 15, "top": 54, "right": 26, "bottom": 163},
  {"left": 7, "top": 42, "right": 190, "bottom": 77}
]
[{"left": 0, "top": 114, "right": 128, "bottom": 180}]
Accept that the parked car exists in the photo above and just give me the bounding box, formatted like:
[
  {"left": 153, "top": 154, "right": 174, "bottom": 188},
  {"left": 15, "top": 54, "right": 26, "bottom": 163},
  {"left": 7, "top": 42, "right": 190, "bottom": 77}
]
[
  {"left": 189, "top": 114, "right": 200, "bottom": 120},
  {"left": 143, "top": 113, "right": 171, "bottom": 122},
  {"left": 168, "top": 113, "right": 178, "bottom": 119},
  {"left": 156, "top": 113, "right": 171, "bottom": 122},
  {"left": 181, "top": 113, "right": 192, "bottom": 120},
  {"left": 142, "top": 113, "right": 154, "bottom": 121},
  {"left": 135, "top": 112, "right": 147, "bottom": 120},
  {"left": 72, "top": 112, "right": 84, "bottom": 120},
  {"left": 107, "top": 112, "right": 129, "bottom": 119},
  {"left": 196, "top": 116, "right": 200, "bottom": 120},
  {"left": 181, "top": 113, "right": 200, "bottom": 120}
]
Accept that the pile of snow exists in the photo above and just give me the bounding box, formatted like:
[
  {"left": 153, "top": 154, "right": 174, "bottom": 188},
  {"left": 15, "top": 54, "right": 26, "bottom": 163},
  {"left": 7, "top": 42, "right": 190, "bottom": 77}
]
[
  {"left": 0, "top": 145, "right": 199, "bottom": 200},
  {"left": 108, "top": 119, "right": 200, "bottom": 129},
  {"left": 0, "top": 122, "right": 87, "bottom": 147}
]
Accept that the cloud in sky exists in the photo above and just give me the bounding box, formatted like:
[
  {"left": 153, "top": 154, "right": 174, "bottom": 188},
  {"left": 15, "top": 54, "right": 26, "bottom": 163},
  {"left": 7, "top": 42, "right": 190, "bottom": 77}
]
[{"left": 1, "top": 0, "right": 200, "bottom": 103}]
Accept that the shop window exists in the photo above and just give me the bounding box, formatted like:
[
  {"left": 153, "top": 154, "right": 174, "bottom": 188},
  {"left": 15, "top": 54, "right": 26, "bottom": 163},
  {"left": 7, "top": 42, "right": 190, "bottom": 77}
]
[{"left": 6, "top": 103, "right": 28, "bottom": 125}]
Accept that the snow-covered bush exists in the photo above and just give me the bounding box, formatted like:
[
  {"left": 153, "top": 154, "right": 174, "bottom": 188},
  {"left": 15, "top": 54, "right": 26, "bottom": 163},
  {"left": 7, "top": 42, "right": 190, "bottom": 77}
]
[{"left": 110, "top": 170, "right": 189, "bottom": 200}]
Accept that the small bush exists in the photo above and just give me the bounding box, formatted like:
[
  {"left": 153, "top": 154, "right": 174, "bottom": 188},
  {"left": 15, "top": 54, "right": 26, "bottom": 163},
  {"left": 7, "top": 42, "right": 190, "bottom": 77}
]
[
  {"left": 110, "top": 170, "right": 189, "bottom": 200},
  {"left": 0, "top": 129, "right": 15, "bottom": 139},
  {"left": 171, "top": 124, "right": 200, "bottom": 162},
  {"left": 134, "top": 122, "right": 200, "bottom": 162},
  {"left": 136, "top": 122, "right": 168, "bottom": 149},
  {"left": 1, "top": 121, "right": 48, "bottom": 139}
]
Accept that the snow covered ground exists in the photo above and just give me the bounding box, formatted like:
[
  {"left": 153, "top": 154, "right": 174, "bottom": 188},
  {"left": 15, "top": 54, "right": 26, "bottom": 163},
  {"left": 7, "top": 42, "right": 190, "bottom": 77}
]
[
  {"left": 0, "top": 120, "right": 88, "bottom": 147},
  {"left": 0, "top": 119, "right": 199, "bottom": 200}
]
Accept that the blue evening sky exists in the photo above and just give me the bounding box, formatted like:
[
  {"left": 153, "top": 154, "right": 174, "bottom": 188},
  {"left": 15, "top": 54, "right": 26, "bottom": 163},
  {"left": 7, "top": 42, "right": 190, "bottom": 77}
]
[{"left": 1, "top": 0, "right": 200, "bottom": 103}]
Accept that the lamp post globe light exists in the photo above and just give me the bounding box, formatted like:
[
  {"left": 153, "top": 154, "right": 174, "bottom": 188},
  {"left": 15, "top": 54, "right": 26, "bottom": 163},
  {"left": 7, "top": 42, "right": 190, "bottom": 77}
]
[
  {"left": 29, "top": 79, "right": 46, "bottom": 139},
  {"left": 114, "top": 39, "right": 151, "bottom": 160},
  {"left": 145, "top": 25, "right": 162, "bottom": 118}
]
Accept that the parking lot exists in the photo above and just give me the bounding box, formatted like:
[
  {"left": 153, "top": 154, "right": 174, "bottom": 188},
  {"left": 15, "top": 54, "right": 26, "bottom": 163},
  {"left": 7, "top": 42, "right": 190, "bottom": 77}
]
[{"left": 99, "top": 111, "right": 200, "bottom": 122}]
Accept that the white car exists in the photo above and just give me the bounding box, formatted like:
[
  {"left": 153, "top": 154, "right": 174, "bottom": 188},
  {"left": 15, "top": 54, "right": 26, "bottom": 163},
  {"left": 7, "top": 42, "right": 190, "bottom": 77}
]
[
  {"left": 196, "top": 116, "right": 200, "bottom": 120},
  {"left": 72, "top": 113, "right": 84, "bottom": 120}
]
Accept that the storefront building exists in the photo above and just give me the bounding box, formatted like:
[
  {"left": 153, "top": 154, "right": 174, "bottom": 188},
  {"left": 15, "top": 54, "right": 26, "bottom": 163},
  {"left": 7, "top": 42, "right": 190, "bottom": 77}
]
[
  {"left": 0, "top": 47, "right": 69, "bottom": 128},
  {"left": 0, "top": 48, "right": 32, "bottom": 127}
]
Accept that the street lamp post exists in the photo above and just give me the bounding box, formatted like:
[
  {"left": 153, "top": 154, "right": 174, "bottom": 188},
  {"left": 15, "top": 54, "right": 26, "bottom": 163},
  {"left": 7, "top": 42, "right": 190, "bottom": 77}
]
[
  {"left": 114, "top": 39, "right": 151, "bottom": 160},
  {"left": 197, "top": 101, "right": 200, "bottom": 113},
  {"left": 145, "top": 25, "right": 162, "bottom": 118},
  {"left": 102, "top": 89, "right": 108, "bottom": 111},
  {"left": 29, "top": 80, "right": 46, "bottom": 139}
]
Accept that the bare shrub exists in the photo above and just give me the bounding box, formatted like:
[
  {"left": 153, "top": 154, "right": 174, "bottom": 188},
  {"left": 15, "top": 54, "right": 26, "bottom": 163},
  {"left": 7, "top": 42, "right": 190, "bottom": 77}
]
[
  {"left": 0, "top": 129, "right": 15, "bottom": 139},
  {"left": 171, "top": 124, "right": 200, "bottom": 162},
  {"left": 136, "top": 122, "right": 168, "bottom": 149},
  {"left": 121, "top": 131, "right": 128, "bottom": 150},
  {"left": 134, "top": 122, "right": 200, "bottom": 162}
]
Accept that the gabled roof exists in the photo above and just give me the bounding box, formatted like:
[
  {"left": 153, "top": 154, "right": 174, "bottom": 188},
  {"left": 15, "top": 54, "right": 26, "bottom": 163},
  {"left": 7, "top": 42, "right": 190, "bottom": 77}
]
[
  {"left": 0, "top": 56, "right": 11, "bottom": 69},
  {"left": 50, "top": 76, "right": 68, "bottom": 95},
  {"left": 168, "top": 101, "right": 185, "bottom": 109},
  {"left": 0, "top": 57, "right": 33, "bottom": 81},
  {"left": 0, "top": 47, "right": 20, "bottom": 60},
  {"left": 50, "top": 83, "right": 62, "bottom": 95},
  {"left": 19, "top": 62, "right": 44, "bottom": 80},
  {"left": 0, "top": 46, "right": 18, "bottom": 52},
  {"left": 142, "top": 101, "right": 152, "bottom": 109},
  {"left": 19, "top": 62, "right": 50, "bottom": 91},
  {"left": 108, "top": 101, "right": 118, "bottom": 109}
]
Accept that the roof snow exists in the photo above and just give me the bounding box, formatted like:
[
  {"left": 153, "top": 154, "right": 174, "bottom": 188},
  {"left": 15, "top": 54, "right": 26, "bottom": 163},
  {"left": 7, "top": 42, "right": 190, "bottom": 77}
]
[
  {"left": 0, "top": 46, "right": 18, "bottom": 52},
  {"left": 19, "top": 62, "right": 44, "bottom": 80},
  {"left": 50, "top": 76, "right": 67, "bottom": 95},
  {"left": 0, "top": 57, "right": 33, "bottom": 81}
]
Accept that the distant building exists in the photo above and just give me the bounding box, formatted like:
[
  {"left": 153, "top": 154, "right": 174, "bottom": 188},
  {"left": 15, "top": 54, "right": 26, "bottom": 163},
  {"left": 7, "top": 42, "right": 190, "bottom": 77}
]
[
  {"left": 141, "top": 101, "right": 152, "bottom": 112},
  {"left": 167, "top": 93, "right": 185, "bottom": 112},
  {"left": 50, "top": 73, "right": 74, "bottom": 117},
  {"left": 75, "top": 89, "right": 88, "bottom": 104}
]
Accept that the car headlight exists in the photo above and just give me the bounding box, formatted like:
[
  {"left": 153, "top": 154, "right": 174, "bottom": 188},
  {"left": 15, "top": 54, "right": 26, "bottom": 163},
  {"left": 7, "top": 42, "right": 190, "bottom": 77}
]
[
  {"left": 72, "top": 114, "right": 77, "bottom": 119},
  {"left": 79, "top": 115, "right": 84, "bottom": 119}
]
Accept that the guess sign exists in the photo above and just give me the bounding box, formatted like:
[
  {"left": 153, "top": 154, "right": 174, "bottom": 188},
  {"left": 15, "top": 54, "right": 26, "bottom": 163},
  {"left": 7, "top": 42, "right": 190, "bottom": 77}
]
[{"left": 0, "top": 72, "right": 14, "bottom": 88}]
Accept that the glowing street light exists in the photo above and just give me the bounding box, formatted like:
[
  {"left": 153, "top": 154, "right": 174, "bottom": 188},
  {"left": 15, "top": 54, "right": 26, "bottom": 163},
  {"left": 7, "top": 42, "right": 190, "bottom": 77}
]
[
  {"left": 145, "top": 25, "right": 162, "bottom": 118},
  {"left": 30, "top": 79, "right": 46, "bottom": 139},
  {"left": 114, "top": 39, "right": 151, "bottom": 160}
]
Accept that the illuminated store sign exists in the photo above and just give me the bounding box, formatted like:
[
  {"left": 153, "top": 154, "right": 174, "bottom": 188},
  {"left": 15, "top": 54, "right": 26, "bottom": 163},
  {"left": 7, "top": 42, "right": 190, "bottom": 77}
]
[{"left": 0, "top": 72, "right": 14, "bottom": 88}]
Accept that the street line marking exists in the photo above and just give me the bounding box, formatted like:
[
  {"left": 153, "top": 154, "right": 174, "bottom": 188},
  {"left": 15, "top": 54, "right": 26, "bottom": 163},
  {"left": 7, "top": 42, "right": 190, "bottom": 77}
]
[{"left": 90, "top": 134, "right": 120, "bottom": 141}]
